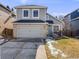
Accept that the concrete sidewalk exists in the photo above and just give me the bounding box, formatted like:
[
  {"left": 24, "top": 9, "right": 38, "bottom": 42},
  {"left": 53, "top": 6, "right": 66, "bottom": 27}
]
[{"left": 36, "top": 45, "right": 47, "bottom": 59}]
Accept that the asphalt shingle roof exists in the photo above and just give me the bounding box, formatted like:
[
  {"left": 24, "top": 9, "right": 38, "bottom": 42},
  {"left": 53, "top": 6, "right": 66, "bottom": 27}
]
[
  {"left": 13, "top": 20, "right": 45, "bottom": 23},
  {"left": 46, "top": 20, "right": 54, "bottom": 24}
]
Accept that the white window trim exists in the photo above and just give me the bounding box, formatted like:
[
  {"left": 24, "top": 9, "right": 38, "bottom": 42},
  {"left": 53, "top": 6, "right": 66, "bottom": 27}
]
[
  {"left": 32, "top": 9, "right": 39, "bottom": 19},
  {"left": 22, "top": 9, "right": 30, "bottom": 19}
]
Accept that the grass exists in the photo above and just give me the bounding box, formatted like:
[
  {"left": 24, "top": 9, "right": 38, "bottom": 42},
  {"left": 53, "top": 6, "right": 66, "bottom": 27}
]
[{"left": 45, "top": 36, "right": 79, "bottom": 59}]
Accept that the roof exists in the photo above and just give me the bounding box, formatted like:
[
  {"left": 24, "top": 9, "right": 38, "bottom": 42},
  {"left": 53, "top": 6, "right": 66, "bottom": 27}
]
[
  {"left": 64, "top": 8, "right": 79, "bottom": 17},
  {"left": 15, "top": 5, "right": 47, "bottom": 9},
  {"left": 46, "top": 13, "right": 63, "bottom": 23},
  {"left": 0, "top": 3, "right": 11, "bottom": 12},
  {"left": 46, "top": 20, "right": 54, "bottom": 24},
  {"left": 13, "top": 19, "right": 45, "bottom": 23},
  {"left": 0, "top": 3, "right": 16, "bottom": 16}
]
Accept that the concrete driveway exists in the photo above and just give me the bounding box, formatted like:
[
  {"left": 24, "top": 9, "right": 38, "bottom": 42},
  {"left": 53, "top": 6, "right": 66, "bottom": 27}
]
[{"left": 0, "top": 39, "right": 47, "bottom": 59}]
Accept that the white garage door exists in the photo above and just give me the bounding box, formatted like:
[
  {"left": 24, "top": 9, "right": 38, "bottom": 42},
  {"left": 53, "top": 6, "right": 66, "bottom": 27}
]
[{"left": 14, "top": 24, "right": 47, "bottom": 38}]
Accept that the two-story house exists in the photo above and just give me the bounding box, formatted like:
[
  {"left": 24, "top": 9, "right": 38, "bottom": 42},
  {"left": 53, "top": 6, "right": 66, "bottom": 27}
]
[
  {"left": 64, "top": 9, "right": 79, "bottom": 36},
  {"left": 13, "top": 5, "right": 63, "bottom": 39}
]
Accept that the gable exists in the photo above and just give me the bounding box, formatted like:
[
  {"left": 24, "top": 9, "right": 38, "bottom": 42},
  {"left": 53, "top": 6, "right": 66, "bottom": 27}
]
[{"left": 46, "top": 13, "right": 61, "bottom": 24}]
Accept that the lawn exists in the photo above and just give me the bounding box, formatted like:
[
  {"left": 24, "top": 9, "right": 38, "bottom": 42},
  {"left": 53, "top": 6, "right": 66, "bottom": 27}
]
[{"left": 45, "top": 36, "right": 79, "bottom": 59}]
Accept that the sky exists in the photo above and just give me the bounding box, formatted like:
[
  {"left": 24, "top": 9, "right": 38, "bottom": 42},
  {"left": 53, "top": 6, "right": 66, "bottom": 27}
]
[{"left": 0, "top": 0, "right": 79, "bottom": 16}]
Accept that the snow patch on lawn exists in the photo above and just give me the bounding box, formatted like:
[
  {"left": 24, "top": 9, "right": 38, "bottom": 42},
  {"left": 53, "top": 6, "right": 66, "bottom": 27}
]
[{"left": 46, "top": 39, "right": 67, "bottom": 58}]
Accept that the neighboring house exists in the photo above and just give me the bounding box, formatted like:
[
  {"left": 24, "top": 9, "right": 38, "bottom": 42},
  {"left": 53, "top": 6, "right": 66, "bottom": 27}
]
[
  {"left": 46, "top": 13, "right": 63, "bottom": 35},
  {"left": 46, "top": 13, "right": 63, "bottom": 34},
  {"left": 0, "top": 4, "right": 15, "bottom": 37},
  {"left": 13, "top": 5, "right": 63, "bottom": 39},
  {"left": 64, "top": 9, "right": 79, "bottom": 36}
]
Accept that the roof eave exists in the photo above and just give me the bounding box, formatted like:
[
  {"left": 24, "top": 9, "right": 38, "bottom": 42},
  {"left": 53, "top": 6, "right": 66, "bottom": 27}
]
[{"left": 15, "top": 5, "right": 48, "bottom": 9}]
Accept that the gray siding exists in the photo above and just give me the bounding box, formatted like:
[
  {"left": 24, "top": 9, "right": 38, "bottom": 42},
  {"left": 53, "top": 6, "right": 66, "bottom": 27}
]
[
  {"left": 64, "top": 15, "right": 79, "bottom": 30},
  {"left": 16, "top": 8, "right": 47, "bottom": 20},
  {"left": 16, "top": 9, "right": 22, "bottom": 20},
  {"left": 71, "top": 20, "right": 79, "bottom": 31},
  {"left": 39, "top": 9, "right": 46, "bottom": 20}
]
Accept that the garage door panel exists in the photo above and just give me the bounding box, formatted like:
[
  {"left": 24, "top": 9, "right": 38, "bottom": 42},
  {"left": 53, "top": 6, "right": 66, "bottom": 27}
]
[
  {"left": 16, "top": 29, "right": 44, "bottom": 38},
  {"left": 14, "top": 24, "right": 47, "bottom": 38}
]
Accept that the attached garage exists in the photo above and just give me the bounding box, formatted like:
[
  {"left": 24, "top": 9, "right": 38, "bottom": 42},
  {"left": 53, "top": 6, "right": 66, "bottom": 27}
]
[{"left": 13, "top": 20, "right": 48, "bottom": 39}]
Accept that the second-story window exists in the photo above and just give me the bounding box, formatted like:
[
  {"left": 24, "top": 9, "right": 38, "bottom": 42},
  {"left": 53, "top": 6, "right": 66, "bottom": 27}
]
[
  {"left": 24, "top": 10, "right": 28, "bottom": 17},
  {"left": 23, "top": 9, "right": 30, "bottom": 18},
  {"left": 32, "top": 9, "right": 39, "bottom": 18}
]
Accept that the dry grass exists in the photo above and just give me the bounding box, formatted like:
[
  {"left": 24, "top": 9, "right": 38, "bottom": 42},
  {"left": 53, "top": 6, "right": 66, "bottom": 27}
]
[{"left": 45, "top": 37, "right": 79, "bottom": 59}]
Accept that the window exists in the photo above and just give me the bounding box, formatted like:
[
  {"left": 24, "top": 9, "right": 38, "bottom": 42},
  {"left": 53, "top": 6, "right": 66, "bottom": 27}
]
[
  {"left": 32, "top": 9, "right": 39, "bottom": 18},
  {"left": 22, "top": 9, "right": 30, "bottom": 18},
  {"left": 24, "top": 10, "right": 28, "bottom": 17},
  {"left": 54, "top": 26, "right": 59, "bottom": 32}
]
